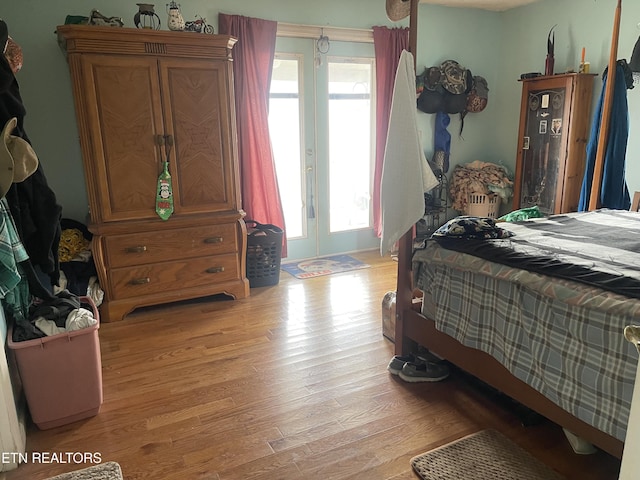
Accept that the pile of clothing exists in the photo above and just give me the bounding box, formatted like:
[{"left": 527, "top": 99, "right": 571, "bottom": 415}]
[
  {"left": 55, "top": 218, "right": 103, "bottom": 307},
  {"left": 11, "top": 290, "right": 97, "bottom": 342},
  {"left": 449, "top": 160, "right": 513, "bottom": 213},
  {"left": 0, "top": 19, "right": 68, "bottom": 341}
]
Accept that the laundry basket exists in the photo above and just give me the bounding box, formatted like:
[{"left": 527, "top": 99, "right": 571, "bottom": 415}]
[
  {"left": 465, "top": 192, "right": 499, "bottom": 218},
  {"left": 7, "top": 296, "right": 102, "bottom": 429},
  {"left": 245, "top": 220, "right": 283, "bottom": 287}
]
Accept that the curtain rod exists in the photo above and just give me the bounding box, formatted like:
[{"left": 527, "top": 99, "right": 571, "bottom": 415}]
[{"left": 276, "top": 22, "right": 373, "bottom": 43}]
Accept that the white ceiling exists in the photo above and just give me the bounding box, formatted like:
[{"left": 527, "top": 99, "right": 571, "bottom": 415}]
[{"left": 420, "top": 0, "right": 542, "bottom": 11}]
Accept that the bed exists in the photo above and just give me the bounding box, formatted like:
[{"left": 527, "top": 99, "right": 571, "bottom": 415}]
[{"left": 394, "top": 209, "right": 640, "bottom": 458}]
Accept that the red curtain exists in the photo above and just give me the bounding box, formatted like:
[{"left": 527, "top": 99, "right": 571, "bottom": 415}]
[
  {"left": 219, "top": 14, "right": 287, "bottom": 256},
  {"left": 372, "top": 27, "right": 410, "bottom": 237}
]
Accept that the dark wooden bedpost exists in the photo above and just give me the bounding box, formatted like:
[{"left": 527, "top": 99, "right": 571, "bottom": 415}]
[
  {"left": 394, "top": 0, "right": 420, "bottom": 356},
  {"left": 588, "top": 0, "right": 621, "bottom": 210}
]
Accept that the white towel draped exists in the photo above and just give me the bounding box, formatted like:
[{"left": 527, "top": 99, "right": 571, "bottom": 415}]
[{"left": 380, "top": 50, "right": 438, "bottom": 255}]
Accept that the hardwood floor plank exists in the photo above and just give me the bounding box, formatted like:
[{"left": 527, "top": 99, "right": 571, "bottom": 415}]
[{"left": 2, "top": 250, "right": 622, "bottom": 479}]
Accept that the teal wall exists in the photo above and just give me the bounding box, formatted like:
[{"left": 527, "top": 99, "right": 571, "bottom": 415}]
[
  {"left": 414, "top": 5, "right": 504, "bottom": 175},
  {"left": 1, "top": 0, "right": 638, "bottom": 221},
  {"left": 497, "top": 0, "right": 640, "bottom": 197}
]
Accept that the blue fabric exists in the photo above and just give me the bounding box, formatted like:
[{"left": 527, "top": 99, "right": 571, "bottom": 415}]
[
  {"left": 579, "top": 64, "right": 631, "bottom": 211},
  {"left": 433, "top": 111, "right": 451, "bottom": 173},
  {"left": 434, "top": 111, "right": 451, "bottom": 154}
]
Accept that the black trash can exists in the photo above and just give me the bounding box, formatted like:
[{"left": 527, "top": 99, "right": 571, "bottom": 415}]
[{"left": 245, "top": 220, "right": 283, "bottom": 287}]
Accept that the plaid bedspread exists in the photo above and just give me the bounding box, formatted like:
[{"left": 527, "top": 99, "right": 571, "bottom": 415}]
[{"left": 413, "top": 241, "right": 639, "bottom": 441}]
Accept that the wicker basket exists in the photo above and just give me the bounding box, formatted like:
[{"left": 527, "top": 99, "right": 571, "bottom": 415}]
[{"left": 465, "top": 192, "right": 498, "bottom": 218}]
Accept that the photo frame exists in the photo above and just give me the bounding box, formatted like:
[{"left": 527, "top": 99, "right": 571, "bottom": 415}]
[{"left": 539, "top": 120, "right": 547, "bottom": 134}]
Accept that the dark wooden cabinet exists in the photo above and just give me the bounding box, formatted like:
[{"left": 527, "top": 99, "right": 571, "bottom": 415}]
[
  {"left": 57, "top": 26, "right": 250, "bottom": 321},
  {"left": 512, "top": 73, "right": 596, "bottom": 214}
]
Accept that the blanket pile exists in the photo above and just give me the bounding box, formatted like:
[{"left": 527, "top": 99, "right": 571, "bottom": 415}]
[{"left": 449, "top": 160, "right": 512, "bottom": 212}]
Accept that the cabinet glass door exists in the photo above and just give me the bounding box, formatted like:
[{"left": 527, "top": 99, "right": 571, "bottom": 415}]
[{"left": 519, "top": 87, "right": 566, "bottom": 214}]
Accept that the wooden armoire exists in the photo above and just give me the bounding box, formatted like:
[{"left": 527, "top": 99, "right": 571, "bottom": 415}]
[
  {"left": 57, "top": 25, "right": 250, "bottom": 322},
  {"left": 512, "top": 73, "right": 596, "bottom": 215}
]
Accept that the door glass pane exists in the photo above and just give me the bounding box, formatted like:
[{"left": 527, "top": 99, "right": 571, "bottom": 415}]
[
  {"left": 269, "top": 56, "right": 304, "bottom": 238},
  {"left": 327, "top": 60, "right": 374, "bottom": 233}
]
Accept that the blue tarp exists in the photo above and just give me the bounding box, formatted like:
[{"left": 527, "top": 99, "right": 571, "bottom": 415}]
[{"left": 578, "top": 63, "right": 631, "bottom": 211}]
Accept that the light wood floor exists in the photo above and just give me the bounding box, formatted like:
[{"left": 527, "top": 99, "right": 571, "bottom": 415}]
[{"left": 4, "top": 250, "right": 621, "bottom": 479}]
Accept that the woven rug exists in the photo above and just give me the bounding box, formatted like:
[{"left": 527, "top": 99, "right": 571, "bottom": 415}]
[
  {"left": 46, "top": 462, "right": 123, "bottom": 480},
  {"left": 410, "top": 430, "right": 565, "bottom": 480},
  {"left": 281, "top": 254, "right": 370, "bottom": 279}
]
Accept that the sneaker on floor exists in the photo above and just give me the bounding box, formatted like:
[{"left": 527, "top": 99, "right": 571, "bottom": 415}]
[
  {"left": 387, "top": 353, "right": 420, "bottom": 375},
  {"left": 398, "top": 361, "right": 450, "bottom": 382}
]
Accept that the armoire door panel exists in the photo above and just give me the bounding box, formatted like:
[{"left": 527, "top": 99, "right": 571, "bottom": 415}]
[
  {"left": 82, "top": 55, "right": 165, "bottom": 222},
  {"left": 160, "top": 59, "right": 235, "bottom": 214}
]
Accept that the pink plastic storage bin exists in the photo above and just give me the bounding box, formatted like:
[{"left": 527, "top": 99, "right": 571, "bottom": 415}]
[{"left": 7, "top": 296, "right": 103, "bottom": 429}]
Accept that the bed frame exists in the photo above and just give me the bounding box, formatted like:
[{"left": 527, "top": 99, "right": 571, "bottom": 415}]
[{"left": 393, "top": 232, "right": 624, "bottom": 459}]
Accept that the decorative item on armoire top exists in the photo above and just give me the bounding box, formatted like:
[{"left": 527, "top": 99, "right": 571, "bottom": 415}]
[
  {"left": 166, "top": 2, "right": 185, "bottom": 31},
  {"left": 545, "top": 24, "right": 557, "bottom": 76},
  {"left": 134, "top": 3, "right": 161, "bottom": 30},
  {"left": 88, "top": 9, "right": 124, "bottom": 27},
  {"left": 184, "top": 15, "right": 214, "bottom": 34}
]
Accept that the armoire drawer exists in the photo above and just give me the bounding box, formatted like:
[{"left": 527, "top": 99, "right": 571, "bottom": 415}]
[
  {"left": 108, "top": 254, "right": 240, "bottom": 300},
  {"left": 104, "top": 224, "right": 237, "bottom": 268}
]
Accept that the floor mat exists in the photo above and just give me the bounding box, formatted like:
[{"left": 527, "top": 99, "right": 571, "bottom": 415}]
[
  {"left": 281, "top": 254, "right": 370, "bottom": 279},
  {"left": 410, "top": 429, "right": 565, "bottom": 480},
  {"left": 45, "top": 461, "right": 124, "bottom": 480}
]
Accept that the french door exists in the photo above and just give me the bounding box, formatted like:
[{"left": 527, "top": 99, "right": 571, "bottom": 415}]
[{"left": 269, "top": 36, "right": 379, "bottom": 261}]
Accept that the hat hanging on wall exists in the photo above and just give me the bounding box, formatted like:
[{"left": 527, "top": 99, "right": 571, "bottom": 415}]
[
  {"left": 417, "top": 86, "right": 445, "bottom": 114},
  {"left": 0, "top": 117, "right": 39, "bottom": 199},
  {"left": 424, "top": 66, "right": 442, "bottom": 91},
  {"left": 386, "top": 0, "right": 411, "bottom": 21},
  {"left": 440, "top": 60, "right": 469, "bottom": 95},
  {"left": 465, "top": 75, "right": 489, "bottom": 113},
  {"left": 416, "top": 60, "right": 473, "bottom": 115}
]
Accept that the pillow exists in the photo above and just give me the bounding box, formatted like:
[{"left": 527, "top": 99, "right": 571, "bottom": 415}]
[{"left": 432, "top": 216, "right": 514, "bottom": 240}]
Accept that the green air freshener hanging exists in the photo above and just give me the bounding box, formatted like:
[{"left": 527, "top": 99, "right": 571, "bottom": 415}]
[{"left": 156, "top": 134, "right": 174, "bottom": 220}]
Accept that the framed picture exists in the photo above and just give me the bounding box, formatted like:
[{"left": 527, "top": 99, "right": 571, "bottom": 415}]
[
  {"left": 541, "top": 94, "right": 549, "bottom": 109},
  {"left": 523, "top": 136, "right": 530, "bottom": 150},
  {"left": 539, "top": 120, "right": 547, "bottom": 134}
]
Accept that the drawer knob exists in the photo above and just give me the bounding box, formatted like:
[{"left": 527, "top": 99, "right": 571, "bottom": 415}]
[
  {"left": 130, "top": 277, "right": 151, "bottom": 285},
  {"left": 204, "top": 237, "right": 223, "bottom": 244},
  {"left": 206, "top": 266, "right": 225, "bottom": 274},
  {"left": 126, "top": 246, "right": 147, "bottom": 253}
]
